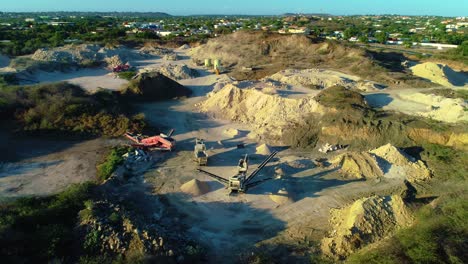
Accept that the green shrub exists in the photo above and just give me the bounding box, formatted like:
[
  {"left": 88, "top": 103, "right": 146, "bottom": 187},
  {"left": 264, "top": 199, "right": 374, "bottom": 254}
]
[
  {"left": 117, "top": 71, "right": 137, "bottom": 81},
  {"left": 0, "top": 182, "right": 95, "bottom": 263},
  {"left": 96, "top": 146, "right": 129, "bottom": 182}
]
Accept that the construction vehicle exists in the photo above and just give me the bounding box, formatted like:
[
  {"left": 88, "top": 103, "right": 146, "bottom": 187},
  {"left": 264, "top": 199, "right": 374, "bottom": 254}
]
[
  {"left": 124, "top": 129, "right": 175, "bottom": 151},
  {"left": 194, "top": 139, "right": 208, "bottom": 166},
  {"left": 197, "top": 151, "right": 278, "bottom": 193},
  {"left": 113, "top": 64, "right": 130, "bottom": 73}
]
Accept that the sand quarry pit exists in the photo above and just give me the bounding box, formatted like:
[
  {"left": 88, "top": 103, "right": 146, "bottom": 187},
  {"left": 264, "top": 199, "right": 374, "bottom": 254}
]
[{"left": 2, "top": 44, "right": 455, "bottom": 262}]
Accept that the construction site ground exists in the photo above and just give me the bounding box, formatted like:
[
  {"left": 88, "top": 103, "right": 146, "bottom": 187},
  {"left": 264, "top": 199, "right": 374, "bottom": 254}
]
[{"left": 0, "top": 47, "right": 465, "bottom": 261}]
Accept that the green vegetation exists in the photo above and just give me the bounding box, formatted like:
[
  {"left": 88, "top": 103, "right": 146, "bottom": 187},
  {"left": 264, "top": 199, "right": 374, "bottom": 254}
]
[
  {"left": 117, "top": 70, "right": 137, "bottom": 81},
  {"left": 96, "top": 146, "right": 129, "bottom": 182},
  {"left": 0, "top": 183, "right": 96, "bottom": 263},
  {"left": 0, "top": 82, "right": 145, "bottom": 136},
  {"left": 347, "top": 194, "right": 467, "bottom": 264},
  {"left": 434, "top": 41, "right": 468, "bottom": 64}
]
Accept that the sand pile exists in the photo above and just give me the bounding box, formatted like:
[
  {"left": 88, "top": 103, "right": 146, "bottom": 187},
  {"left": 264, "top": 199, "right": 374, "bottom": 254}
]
[
  {"left": 31, "top": 44, "right": 141, "bottom": 65},
  {"left": 151, "top": 64, "right": 198, "bottom": 80},
  {"left": 139, "top": 46, "right": 172, "bottom": 56},
  {"left": 269, "top": 189, "right": 294, "bottom": 205},
  {"left": 399, "top": 92, "right": 467, "bottom": 123},
  {"left": 180, "top": 179, "right": 210, "bottom": 196},
  {"left": 265, "top": 69, "right": 384, "bottom": 91},
  {"left": 199, "top": 83, "right": 324, "bottom": 139},
  {"left": 321, "top": 195, "right": 413, "bottom": 259},
  {"left": 332, "top": 152, "right": 384, "bottom": 179},
  {"left": 223, "top": 128, "right": 240, "bottom": 137},
  {"left": 332, "top": 144, "right": 431, "bottom": 182},
  {"left": 256, "top": 144, "right": 272, "bottom": 155},
  {"left": 178, "top": 44, "right": 190, "bottom": 50},
  {"left": 370, "top": 144, "right": 431, "bottom": 182},
  {"left": 410, "top": 62, "right": 467, "bottom": 87}
]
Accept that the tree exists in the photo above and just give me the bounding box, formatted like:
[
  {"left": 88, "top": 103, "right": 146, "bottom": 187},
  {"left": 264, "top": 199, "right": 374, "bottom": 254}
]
[
  {"left": 375, "top": 32, "right": 387, "bottom": 44},
  {"left": 358, "top": 35, "right": 369, "bottom": 43}
]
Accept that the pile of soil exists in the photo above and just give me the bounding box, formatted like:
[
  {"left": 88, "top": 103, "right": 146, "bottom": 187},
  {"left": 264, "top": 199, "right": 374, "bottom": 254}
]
[
  {"left": 223, "top": 128, "right": 240, "bottom": 137},
  {"left": 399, "top": 92, "right": 467, "bottom": 123},
  {"left": 370, "top": 144, "right": 431, "bottom": 182},
  {"left": 139, "top": 45, "right": 172, "bottom": 56},
  {"left": 410, "top": 62, "right": 467, "bottom": 87},
  {"left": 199, "top": 83, "right": 324, "bottom": 139},
  {"left": 332, "top": 152, "right": 384, "bottom": 179},
  {"left": 178, "top": 44, "right": 190, "bottom": 50},
  {"left": 321, "top": 195, "right": 413, "bottom": 259},
  {"left": 121, "top": 72, "right": 192, "bottom": 101},
  {"left": 332, "top": 144, "right": 431, "bottom": 182},
  {"left": 180, "top": 179, "right": 210, "bottom": 196},
  {"left": 256, "top": 143, "right": 272, "bottom": 155},
  {"left": 266, "top": 68, "right": 384, "bottom": 91},
  {"left": 269, "top": 189, "right": 294, "bottom": 205},
  {"left": 149, "top": 64, "right": 198, "bottom": 80},
  {"left": 31, "top": 44, "right": 141, "bottom": 65}
]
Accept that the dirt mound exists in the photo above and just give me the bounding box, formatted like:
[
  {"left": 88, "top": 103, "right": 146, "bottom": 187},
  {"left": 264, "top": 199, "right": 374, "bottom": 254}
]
[
  {"left": 139, "top": 45, "right": 172, "bottom": 56},
  {"left": 256, "top": 143, "right": 272, "bottom": 155},
  {"left": 399, "top": 92, "right": 467, "bottom": 123},
  {"left": 180, "top": 179, "right": 210, "bottom": 196},
  {"left": 410, "top": 62, "right": 467, "bottom": 87},
  {"left": 266, "top": 69, "right": 384, "bottom": 91},
  {"left": 332, "top": 152, "right": 384, "bottom": 179},
  {"left": 369, "top": 144, "right": 431, "bottom": 182},
  {"left": 148, "top": 64, "right": 198, "bottom": 80},
  {"left": 321, "top": 195, "right": 412, "bottom": 259},
  {"left": 332, "top": 144, "right": 431, "bottom": 182},
  {"left": 199, "top": 83, "right": 324, "bottom": 139},
  {"left": 223, "top": 128, "right": 240, "bottom": 137},
  {"left": 121, "top": 72, "right": 192, "bottom": 101},
  {"left": 191, "top": 31, "right": 398, "bottom": 84},
  {"left": 31, "top": 44, "right": 141, "bottom": 66},
  {"left": 269, "top": 189, "right": 294, "bottom": 205},
  {"left": 178, "top": 44, "right": 190, "bottom": 50}
]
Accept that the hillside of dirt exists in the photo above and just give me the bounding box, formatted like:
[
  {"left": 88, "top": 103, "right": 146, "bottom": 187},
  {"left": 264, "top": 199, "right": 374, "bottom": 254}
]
[
  {"left": 198, "top": 83, "right": 325, "bottom": 139},
  {"left": 399, "top": 92, "right": 468, "bottom": 123},
  {"left": 140, "top": 64, "right": 198, "bottom": 80},
  {"left": 321, "top": 195, "right": 413, "bottom": 259},
  {"left": 190, "top": 31, "right": 428, "bottom": 86},
  {"left": 31, "top": 44, "right": 143, "bottom": 66},
  {"left": 410, "top": 62, "right": 467, "bottom": 87},
  {"left": 266, "top": 68, "right": 385, "bottom": 91}
]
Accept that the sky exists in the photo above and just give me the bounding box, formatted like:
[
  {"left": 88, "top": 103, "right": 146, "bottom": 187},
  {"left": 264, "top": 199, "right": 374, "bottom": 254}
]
[{"left": 1, "top": 0, "right": 467, "bottom": 17}]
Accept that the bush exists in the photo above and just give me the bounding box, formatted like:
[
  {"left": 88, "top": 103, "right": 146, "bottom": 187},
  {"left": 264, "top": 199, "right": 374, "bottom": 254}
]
[
  {"left": 0, "top": 182, "right": 96, "bottom": 263},
  {"left": 0, "top": 82, "right": 146, "bottom": 136},
  {"left": 117, "top": 71, "right": 137, "bottom": 81},
  {"left": 96, "top": 146, "right": 129, "bottom": 182}
]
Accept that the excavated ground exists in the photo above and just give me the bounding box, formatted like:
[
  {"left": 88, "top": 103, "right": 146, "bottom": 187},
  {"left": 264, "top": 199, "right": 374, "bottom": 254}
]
[{"left": 2, "top": 42, "right": 465, "bottom": 262}]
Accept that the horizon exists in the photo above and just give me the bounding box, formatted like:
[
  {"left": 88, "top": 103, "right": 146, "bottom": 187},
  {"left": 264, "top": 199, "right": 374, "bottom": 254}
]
[{"left": 1, "top": 0, "right": 467, "bottom": 17}]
